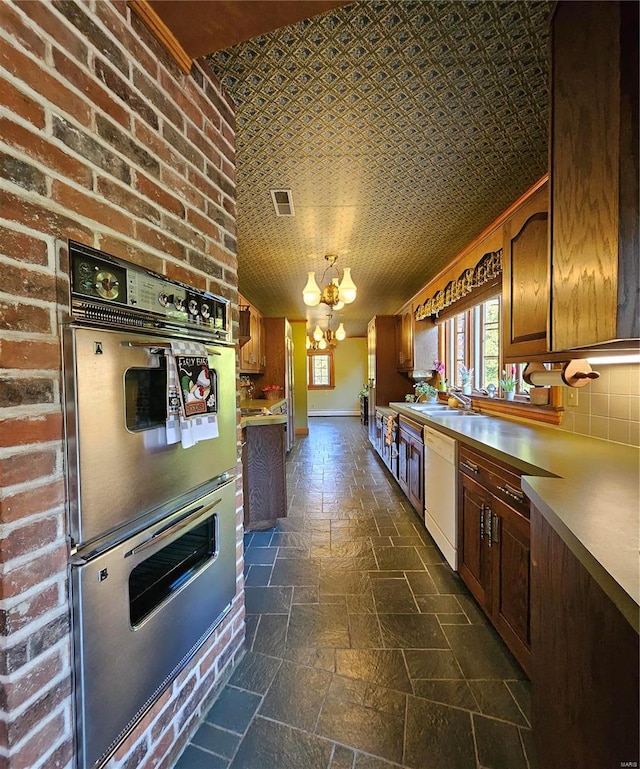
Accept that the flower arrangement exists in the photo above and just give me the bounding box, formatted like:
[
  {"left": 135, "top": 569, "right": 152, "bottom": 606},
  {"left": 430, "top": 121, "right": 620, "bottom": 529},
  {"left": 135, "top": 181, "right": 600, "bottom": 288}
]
[
  {"left": 459, "top": 365, "right": 474, "bottom": 386},
  {"left": 414, "top": 381, "right": 438, "bottom": 399},
  {"left": 499, "top": 366, "right": 519, "bottom": 392},
  {"left": 261, "top": 384, "right": 283, "bottom": 400},
  {"left": 433, "top": 359, "right": 446, "bottom": 376},
  {"left": 358, "top": 383, "right": 369, "bottom": 399}
]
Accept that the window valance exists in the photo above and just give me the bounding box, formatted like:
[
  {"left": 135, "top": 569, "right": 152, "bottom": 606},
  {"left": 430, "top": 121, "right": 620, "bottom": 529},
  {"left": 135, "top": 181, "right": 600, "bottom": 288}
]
[{"left": 415, "top": 249, "right": 503, "bottom": 321}]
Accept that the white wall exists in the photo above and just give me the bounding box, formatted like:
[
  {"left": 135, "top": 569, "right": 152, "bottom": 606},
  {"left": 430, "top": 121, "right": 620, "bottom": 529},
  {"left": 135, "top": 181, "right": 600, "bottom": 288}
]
[{"left": 307, "top": 337, "right": 367, "bottom": 416}]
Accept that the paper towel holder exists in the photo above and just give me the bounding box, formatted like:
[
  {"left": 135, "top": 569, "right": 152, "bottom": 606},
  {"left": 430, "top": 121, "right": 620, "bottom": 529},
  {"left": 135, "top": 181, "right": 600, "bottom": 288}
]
[{"left": 523, "top": 361, "right": 600, "bottom": 389}]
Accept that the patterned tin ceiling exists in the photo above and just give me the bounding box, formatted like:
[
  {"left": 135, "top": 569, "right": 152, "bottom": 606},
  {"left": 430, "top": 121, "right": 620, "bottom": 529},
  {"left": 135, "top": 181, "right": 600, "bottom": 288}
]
[{"left": 206, "top": 1, "right": 551, "bottom": 336}]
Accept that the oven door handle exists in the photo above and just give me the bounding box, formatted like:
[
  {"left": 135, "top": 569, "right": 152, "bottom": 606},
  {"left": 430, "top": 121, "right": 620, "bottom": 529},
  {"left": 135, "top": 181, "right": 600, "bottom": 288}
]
[
  {"left": 125, "top": 497, "right": 222, "bottom": 557},
  {"left": 122, "top": 341, "right": 221, "bottom": 355}
]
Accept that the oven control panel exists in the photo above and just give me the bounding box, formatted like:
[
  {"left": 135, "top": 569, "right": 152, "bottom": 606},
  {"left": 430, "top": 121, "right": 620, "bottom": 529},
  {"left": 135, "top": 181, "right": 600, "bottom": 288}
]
[{"left": 68, "top": 240, "right": 230, "bottom": 341}]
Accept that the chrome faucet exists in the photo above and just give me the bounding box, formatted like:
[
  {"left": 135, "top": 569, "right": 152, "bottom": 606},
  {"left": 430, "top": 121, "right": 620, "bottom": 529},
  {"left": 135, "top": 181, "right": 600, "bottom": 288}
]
[{"left": 448, "top": 389, "right": 473, "bottom": 411}]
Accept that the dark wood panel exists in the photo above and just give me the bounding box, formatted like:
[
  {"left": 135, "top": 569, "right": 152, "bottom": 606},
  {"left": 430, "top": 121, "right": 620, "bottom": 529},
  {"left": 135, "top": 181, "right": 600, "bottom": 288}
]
[
  {"left": 458, "top": 473, "right": 491, "bottom": 610},
  {"left": 243, "top": 423, "right": 287, "bottom": 529},
  {"left": 531, "top": 507, "right": 639, "bottom": 768}
]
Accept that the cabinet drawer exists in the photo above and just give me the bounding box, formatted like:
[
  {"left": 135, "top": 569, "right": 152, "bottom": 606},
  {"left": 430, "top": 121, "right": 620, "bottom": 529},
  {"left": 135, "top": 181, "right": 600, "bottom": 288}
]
[
  {"left": 398, "top": 415, "right": 423, "bottom": 443},
  {"left": 458, "top": 445, "right": 529, "bottom": 517}
]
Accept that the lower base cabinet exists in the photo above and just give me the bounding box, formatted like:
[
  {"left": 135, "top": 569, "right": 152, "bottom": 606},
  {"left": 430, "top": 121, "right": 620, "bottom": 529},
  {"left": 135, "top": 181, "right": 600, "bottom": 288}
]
[
  {"left": 397, "top": 416, "right": 424, "bottom": 515},
  {"left": 242, "top": 422, "right": 287, "bottom": 530},
  {"left": 458, "top": 445, "right": 531, "bottom": 675},
  {"left": 531, "top": 506, "right": 639, "bottom": 768}
]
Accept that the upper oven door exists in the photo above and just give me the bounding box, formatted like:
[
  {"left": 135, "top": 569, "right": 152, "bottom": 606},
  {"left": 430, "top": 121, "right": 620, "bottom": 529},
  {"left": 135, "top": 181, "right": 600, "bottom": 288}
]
[{"left": 63, "top": 326, "right": 237, "bottom": 549}]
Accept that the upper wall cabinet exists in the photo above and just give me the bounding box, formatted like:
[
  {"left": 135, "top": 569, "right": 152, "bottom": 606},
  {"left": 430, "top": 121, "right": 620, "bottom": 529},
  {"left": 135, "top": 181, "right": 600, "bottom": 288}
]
[
  {"left": 502, "top": 184, "right": 549, "bottom": 362},
  {"left": 550, "top": 0, "right": 639, "bottom": 350}
]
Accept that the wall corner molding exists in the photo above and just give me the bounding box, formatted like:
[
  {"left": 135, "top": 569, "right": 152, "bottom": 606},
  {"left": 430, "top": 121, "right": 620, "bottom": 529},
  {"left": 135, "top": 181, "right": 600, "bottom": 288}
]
[{"left": 129, "top": 0, "right": 192, "bottom": 74}]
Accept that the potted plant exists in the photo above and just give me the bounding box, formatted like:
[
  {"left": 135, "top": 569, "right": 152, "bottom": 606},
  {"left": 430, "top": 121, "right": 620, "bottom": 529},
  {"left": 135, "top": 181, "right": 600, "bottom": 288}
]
[
  {"left": 459, "top": 365, "right": 474, "bottom": 395},
  {"left": 499, "top": 366, "right": 519, "bottom": 400},
  {"left": 414, "top": 381, "right": 439, "bottom": 403},
  {"left": 433, "top": 359, "right": 447, "bottom": 391}
]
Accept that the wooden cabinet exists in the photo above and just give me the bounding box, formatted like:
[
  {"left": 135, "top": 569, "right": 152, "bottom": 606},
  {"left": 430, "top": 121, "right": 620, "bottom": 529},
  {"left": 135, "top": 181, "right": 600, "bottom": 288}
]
[
  {"left": 242, "top": 422, "right": 287, "bottom": 530},
  {"left": 531, "top": 506, "right": 639, "bottom": 768},
  {"left": 374, "top": 409, "right": 398, "bottom": 478},
  {"left": 239, "top": 295, "right": 265, "bottom": 373},
  {"left": 502, "top": 183, "right": 550, "bottom": 362},
  {"left": 395, "top": 308, "right": 414, "bottom": 371},
  {"left": 395, "top": 304, "right": 439, "bottom": 375},
  {"left": 367, "top": 317, "right": 411, "bottom": 443},
  {"left": 397, "top": 416, "right": 424, "bottom": 515},
  {"left": 258, "top": 318, "right": 294, "bottom": 451},
  {"left": 550, "top": 1, "right": 639, "bottom": 350},
  {"left": 457, "top": 445, "right": 531, "bottom": 675}
]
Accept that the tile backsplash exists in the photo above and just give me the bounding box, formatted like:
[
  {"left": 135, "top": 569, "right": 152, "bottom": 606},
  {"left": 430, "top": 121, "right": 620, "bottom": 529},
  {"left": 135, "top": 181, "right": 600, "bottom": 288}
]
[{"left": 558, "top": 363, "right": 640, "bottom": 446}]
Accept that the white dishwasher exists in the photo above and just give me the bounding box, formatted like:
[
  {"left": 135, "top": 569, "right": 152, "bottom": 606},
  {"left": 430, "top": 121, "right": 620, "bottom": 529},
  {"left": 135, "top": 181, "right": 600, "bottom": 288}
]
[{"left": 423, "top": 425, "right": 458, "bottom": 570}]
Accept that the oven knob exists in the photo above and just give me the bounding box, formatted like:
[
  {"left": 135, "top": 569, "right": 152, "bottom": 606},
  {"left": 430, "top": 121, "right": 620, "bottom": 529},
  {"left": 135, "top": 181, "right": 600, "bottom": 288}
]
[
  {"left": 158, "top": 293, "right": 169, "bottom": 307},
  {"left": 174, "top": 296, "right": 185, "bottom": 312},
  {"left": 188, "top": 299, "right": 199, "bottom": 316},
  {"left": 201, "top": 303, "right": 210, "bottom": 319}
]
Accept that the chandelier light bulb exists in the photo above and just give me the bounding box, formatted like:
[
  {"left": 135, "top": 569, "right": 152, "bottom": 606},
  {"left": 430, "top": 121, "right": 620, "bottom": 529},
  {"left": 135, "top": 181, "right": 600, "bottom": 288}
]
[
  {"left": 305, "top": 335, "right": 311, "bottom": 349},
  {"left": 335, "top": 322, "right": 346, "bottom": 341},
  {"left": 338, "top": 267, "right": 357, "bottom": 304},
  {"left": 313, "top": 325, "right": 323, "bottom": 342},
  {"left": 318, "top": 337, "right": 327, "bottom": 350},
  {"left": 302, "top": 272, "right": 321, "bottom": 306}
]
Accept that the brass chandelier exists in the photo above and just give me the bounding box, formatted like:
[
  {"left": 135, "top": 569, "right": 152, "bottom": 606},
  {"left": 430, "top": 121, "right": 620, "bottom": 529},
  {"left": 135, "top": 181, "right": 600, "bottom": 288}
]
[
  {"left": 306, "top": 315, "right": 346, "bottom": 350},
  {"left": 302, "top": 254, "right": 357, "bottom": 309}
]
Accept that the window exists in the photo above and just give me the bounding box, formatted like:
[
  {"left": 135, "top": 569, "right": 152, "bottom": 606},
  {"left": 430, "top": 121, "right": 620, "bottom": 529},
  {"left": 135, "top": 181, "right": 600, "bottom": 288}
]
[
  {"left": 442, "top": 296, "right": 530, "bottom": 396},
  {"left": 307, "top": 351, "right": 335, "bottom": 389}
]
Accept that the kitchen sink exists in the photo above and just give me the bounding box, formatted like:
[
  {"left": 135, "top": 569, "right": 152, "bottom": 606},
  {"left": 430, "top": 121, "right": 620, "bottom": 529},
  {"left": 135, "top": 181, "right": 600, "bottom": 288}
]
[
  {"left": 241, "top": 407, "right": 270, "bottom": 416},
  {"left": 407, "top": 404, "right": 484, "bottom": 417}
]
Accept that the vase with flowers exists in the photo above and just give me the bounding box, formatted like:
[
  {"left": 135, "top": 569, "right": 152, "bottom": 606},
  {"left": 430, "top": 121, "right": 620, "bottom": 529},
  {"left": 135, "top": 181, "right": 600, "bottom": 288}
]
[
  {"left": 459, "top": 365, "right": 474, "bottom": 395},
  {"left": 414, "top": 381, "right": 439, "bottom": 403},
  {"left": 433, "top": 359, "right": 447, "bottom": 391},
  {"left": 499, "top": 366, "right": 519, "bottom": 401}
]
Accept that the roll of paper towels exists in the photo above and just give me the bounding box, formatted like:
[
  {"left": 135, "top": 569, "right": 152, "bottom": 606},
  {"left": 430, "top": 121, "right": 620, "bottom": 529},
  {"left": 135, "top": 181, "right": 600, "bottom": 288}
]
[{"left": 523, "top": 361, "right": 599, "bottom": 388}]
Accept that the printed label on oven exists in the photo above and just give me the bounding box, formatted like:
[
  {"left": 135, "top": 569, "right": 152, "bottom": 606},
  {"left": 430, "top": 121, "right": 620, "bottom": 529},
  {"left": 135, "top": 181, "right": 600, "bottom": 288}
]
[{"left": 176, "top": 356, "right": 218, "bottom": 417}]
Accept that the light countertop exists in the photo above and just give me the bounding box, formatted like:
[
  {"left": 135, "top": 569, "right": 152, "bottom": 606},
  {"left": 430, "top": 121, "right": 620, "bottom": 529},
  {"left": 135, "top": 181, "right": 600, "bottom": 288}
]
[
  {"left": 240, "top": 398, "right": 287, "bottom": 428},
  {"left": 390, "top": 402, "right": 640, "bottom": 631}
]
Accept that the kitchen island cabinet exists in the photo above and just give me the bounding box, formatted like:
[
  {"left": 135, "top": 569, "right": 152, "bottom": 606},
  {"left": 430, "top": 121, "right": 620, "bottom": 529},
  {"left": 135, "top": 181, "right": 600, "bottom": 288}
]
[{"left": 241, "top": 415, "right": 287, "bottom": 530}]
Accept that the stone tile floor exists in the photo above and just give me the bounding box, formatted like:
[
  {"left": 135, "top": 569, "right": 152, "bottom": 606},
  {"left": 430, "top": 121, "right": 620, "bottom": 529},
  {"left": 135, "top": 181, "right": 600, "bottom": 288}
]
[{"left": 175, "top": 418, "right": 536, "bottom": 769}]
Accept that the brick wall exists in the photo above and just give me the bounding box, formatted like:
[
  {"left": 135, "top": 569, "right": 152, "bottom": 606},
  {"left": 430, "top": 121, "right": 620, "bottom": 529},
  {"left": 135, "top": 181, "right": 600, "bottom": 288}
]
[{"left": 0, "top": 2, "right": 244, "bottom": 768}]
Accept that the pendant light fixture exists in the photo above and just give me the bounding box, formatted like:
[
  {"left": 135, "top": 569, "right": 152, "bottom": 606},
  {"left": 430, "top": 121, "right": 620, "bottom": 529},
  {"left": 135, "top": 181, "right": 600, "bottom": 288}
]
[
  {"left": 302, "top": 254, "right": 357, "bottom": 309},
  {"left": 306, "top": 316, "right": 346, "bottom": 351}
]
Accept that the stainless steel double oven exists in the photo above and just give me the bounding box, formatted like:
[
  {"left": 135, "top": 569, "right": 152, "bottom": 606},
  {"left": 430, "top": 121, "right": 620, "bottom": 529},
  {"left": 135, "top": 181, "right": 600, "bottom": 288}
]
[{"left": 63, "top": 241, "right": 238, "bottom": 769}]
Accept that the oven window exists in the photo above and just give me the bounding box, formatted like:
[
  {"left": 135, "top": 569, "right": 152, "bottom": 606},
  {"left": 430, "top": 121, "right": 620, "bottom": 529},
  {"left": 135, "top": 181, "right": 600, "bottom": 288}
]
[
  {"left": 124, "top": 363, "right": 167, "bottom": 431},
  {"left": 129, "top": 516, "right": 216, "bottom": 626}
]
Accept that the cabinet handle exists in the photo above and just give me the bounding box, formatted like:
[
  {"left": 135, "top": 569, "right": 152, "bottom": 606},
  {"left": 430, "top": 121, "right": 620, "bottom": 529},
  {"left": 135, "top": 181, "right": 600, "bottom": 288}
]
[
  {"left": 461, "top": 460, "right": 479, "bottom": 474},
  {"left": 498, "top": 483, "right": 525, "bottom": 503},
  {"left": 479, "top": 504, "right": 486, "bottom": 539},
  {"left": 391, "top": 445, "right": 399, "bottom": 458},
  {"left": 492, "top": 514, "right": 500, "bottom": 544},
  {"left": 486, "top": 507, "right": 492, "bottom": 548}
]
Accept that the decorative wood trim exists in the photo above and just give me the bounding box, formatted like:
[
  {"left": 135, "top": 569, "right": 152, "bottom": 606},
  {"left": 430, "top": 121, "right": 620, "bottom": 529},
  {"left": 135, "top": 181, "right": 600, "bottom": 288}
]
[
  {"left": 400, "top": 174, "right": 549, "bottom": 313},
  {"left": 129, "top": 0, "right": 192, "bottom": 74}
]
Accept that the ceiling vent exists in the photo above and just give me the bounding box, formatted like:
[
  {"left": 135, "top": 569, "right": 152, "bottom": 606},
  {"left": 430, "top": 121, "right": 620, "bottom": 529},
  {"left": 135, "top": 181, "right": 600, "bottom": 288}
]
[{"left": 270, "top": 189, "right": 295, "bottom": 217}]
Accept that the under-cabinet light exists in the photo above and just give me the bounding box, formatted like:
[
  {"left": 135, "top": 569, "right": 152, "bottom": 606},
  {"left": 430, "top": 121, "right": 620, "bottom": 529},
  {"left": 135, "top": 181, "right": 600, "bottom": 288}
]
[{"left": 586, "top": 354, "right": 640, "bottom": 365}]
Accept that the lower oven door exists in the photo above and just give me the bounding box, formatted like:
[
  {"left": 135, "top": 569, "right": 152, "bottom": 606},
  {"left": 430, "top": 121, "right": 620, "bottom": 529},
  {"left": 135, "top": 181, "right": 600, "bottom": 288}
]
[{"left": 71, "top": 478, "right": 237, "bottom": 769}]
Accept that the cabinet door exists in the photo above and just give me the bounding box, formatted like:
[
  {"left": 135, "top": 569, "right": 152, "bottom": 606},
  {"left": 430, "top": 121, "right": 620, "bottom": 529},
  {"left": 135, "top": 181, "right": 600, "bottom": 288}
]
[
  {"left": 395, "top": 310, "right": 414, "bottom": 371},
  {"left": 550, "top": 1, "right": 639, "bottom": 348},
  {"left": 397, "top": 427, "right": 410, "bottom": 495},
  {"left": 458, "top": 473, "right": 492, "bottom": 610},
  {"left": 502, "top": 185, "right": 549, "bottom": 361},
  {"left": 407, "top": 438, "right": 423, "bottom": 514},
  {"left": 490, "top": 494, "right": 531, "bottom": 676}
]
